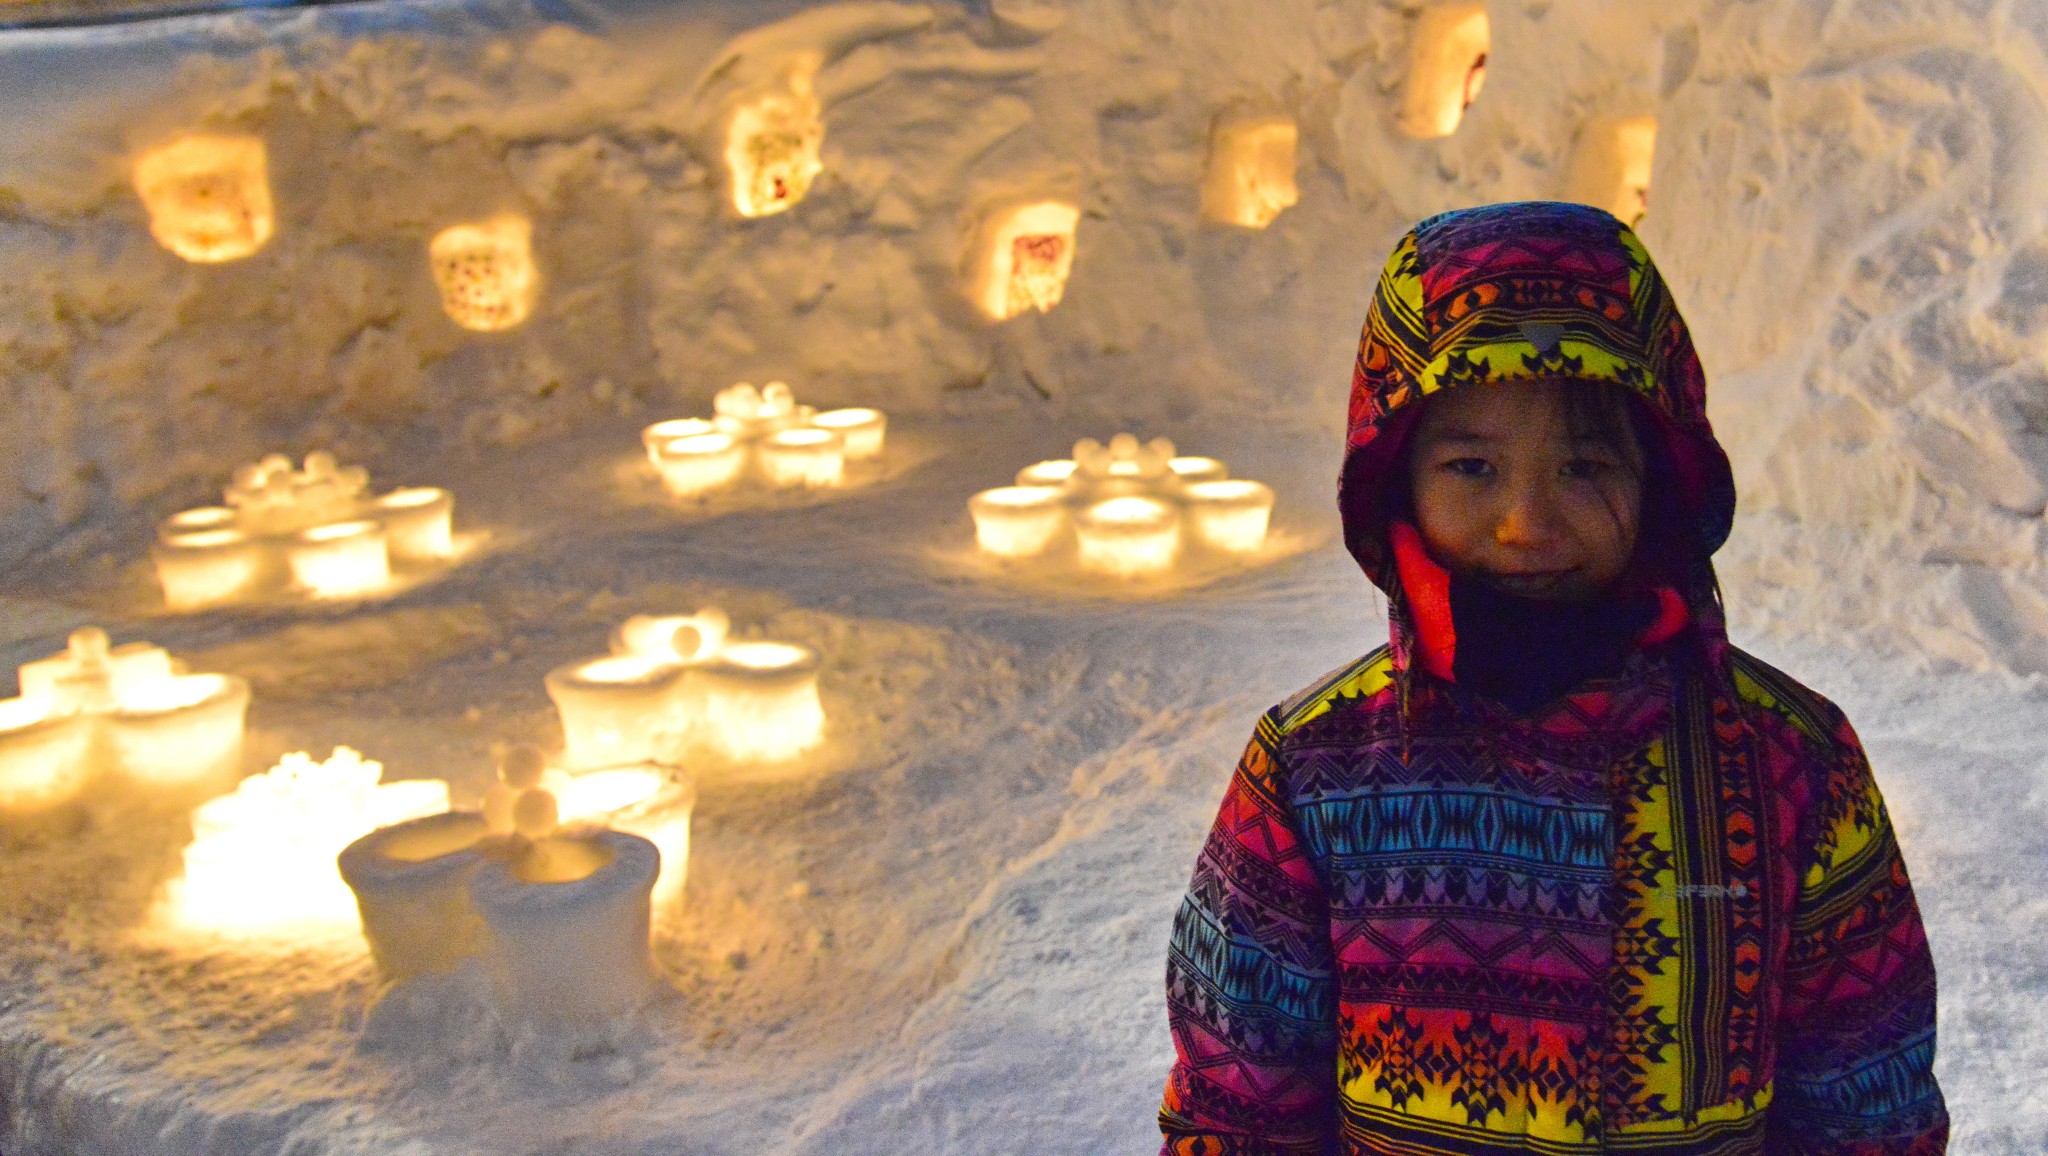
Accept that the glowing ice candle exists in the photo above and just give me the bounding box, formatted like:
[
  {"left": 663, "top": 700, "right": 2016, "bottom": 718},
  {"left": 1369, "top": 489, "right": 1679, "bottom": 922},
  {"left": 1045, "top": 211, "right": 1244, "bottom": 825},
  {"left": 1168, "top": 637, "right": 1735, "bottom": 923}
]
[
  {"left": 429, "top": 215, "right": 538, "bottom": 332},
  {"left": 695, "top": 641, "right": 824, "bottom": 762},
  {"left": 641, "top": 418, "right": 718, "bottom": 466},
  {"left": 809, "top": 408, "right": 887, "bottom": 460},
  {"left": 289, "top": 519, "right": 392, "bottom": 599},
  {"left": 153, "top": 528, "right": 264, "bottom": 610},
  {"left": 131, "top": 134, "right": 275, "bottom": 264},
  {"left": 1015, "top": 459, "right": 1078, "bottom": 489},
  {"left": 0, "top": 701, "right": 89, "bottom": 815},
  {"left": 1569, "top": 115, "right": 1658, "bottom": 227},
  {"left": 971, "top": 201, "right": 1081, "bottom": 321},
  {"left": 1074, "top": 496, "right": 1180, "bottom": 577},
  {"left": 1396, "top": 4, "right": 1490, "bottom": 140},
  {"left": 374, "top": 487, "right": 456, "bottom": 562},
  {"left": 337, "top": 811, "right": 491, "bottom": 981},
  {"left": 158, "top": 747, "right": 450, "bottom": 940},
  {"left": 1182, "top": 479, "right": 1276, "bottom": 554},
  {"left": 550, "top": 766, "right": 695, "bottom": 908},
  {"left": 1168, "top": 456, "right": 1229, "bottom": 485},
  {"left": 160, "top": 506, "right": 236, "bottom": 539},
  {"left": 969, "top": 485, "right": 1069, "bottom": 558},
  {"left": 726, "top": 75, "right": 826, "bottom": 219},
  {"left": 757, "top": 427, "right": 846, "bottom": 489},
  {"left": 107, "top": 671, "right": 251, "bottom": 793},
  {"left": 614, "top": 609, "right": 729, "bottom": 666},
  {"left": 470, "top": 827, "right": 659, "bottom": 1026},
  {"left": 546, "top": 655, "right": 690, "bottom": 771},
  {"left": 653, "top": 432, "right": 748, "bottom": 498},
  {"left": 1201, "top": 117, "right": 1300, "bottom": 229}
]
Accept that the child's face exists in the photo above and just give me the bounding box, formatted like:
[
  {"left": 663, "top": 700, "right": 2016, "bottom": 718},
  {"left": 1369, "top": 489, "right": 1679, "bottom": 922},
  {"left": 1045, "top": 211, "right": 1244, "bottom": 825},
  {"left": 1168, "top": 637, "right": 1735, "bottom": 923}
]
[{"left": 1406, "top": 381, "right": 1643, "bottom": 601}]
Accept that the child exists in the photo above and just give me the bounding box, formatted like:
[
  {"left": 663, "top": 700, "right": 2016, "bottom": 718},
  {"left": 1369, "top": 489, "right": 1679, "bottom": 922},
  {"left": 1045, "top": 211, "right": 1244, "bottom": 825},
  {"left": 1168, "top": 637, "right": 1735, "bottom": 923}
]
[{"left": 1158, "top": 203, "right": 1947, "bottom": 1155}]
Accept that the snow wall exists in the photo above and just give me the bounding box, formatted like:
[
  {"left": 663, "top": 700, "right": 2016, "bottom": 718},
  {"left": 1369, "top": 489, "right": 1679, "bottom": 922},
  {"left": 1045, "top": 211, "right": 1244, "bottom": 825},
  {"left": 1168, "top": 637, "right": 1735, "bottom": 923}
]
[{"left": 3, "top": 0, "right": 2048, "bottom": 671}]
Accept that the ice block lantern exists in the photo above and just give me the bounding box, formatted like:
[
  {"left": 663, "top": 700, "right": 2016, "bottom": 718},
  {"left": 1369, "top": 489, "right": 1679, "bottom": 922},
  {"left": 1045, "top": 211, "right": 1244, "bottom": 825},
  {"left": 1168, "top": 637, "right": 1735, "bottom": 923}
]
[
  {"left": 1396, "top": 3, "right": 1490, "bottom": 140},
  {"left": 1201, "top": 116, "right": 1300, "bottom": 229},
  {"left": 1568, "top": 115, "right": 1658, "bottom": 228},
  {"left": 429, "top": 215, "right": 538, "bottom": 332},
  {"left": 153, "top": 452, "right": 461, "bottom": 608},
  {"left": 132, "top": 134, "right": 275, "bottom": 264},
  {"left": 967, "top": 434, "right": 1277, "bottom": 577},
  {"left": 970, "top": 200, "right": 1081, "bottom": 321},
  {"left": 641, "top": 381, "right": 888, "bottom": 499},
  {"left": 156, "top": 747, "right": 449, "bottom": 941},
  {"left": 0, "top": 628, "right": 250, "bottom": 816},
  {"left": 726, "top": 68, "right": 826, "bottom": 218}
]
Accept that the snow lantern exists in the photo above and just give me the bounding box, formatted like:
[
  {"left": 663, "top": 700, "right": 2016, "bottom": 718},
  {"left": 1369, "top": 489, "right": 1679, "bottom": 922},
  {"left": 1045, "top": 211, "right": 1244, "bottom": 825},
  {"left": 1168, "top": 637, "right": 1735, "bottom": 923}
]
[
  {"left": 429, "top": 215, "right": 538, "bottom": 332},
  {"left": 1396, "top": 4, "right": 1490, "bottom": 140},
  {"left": 1074, "top": 496, "right": 1181, "bottom": 577},
  {"left": 1200, "top": 116, "right": 1300, "bottom": 229},
  {"left": 1182, "top": 480, "right": 1277, "bottom": 554},
  {"left": 546, "top": 654, "right": 693, "bottom": 772},
  {"left": 641, "top": 381, "right": 889, "bottom": 499},
  {"left": 693, "top": 641, "right": 825, "bottom": 762},
  {"left": 1568, "top": 115, "right": 1658, "bottom": 227},
  {"left": 0, "top": 628, "right": 250, "bottom": 816},
  {"left": 969, "top": 486, "right": 1069, "bottom": 558},
  {"left": 152, "top": 453, "right": 463, "bottom": 609},
  {"left": 969, "top": 200, "right": 1081, "bottom": 321},
  {"left": 155, "top": 747, "right": 449, "bottom": 942},
  {"left": 757, "top": 427, "right": 847, "bottom": 489},
  {"left": 726, "top": 69, "right": 826, "bottom": 219},
  {"left": 131, "top": 134, "right": 275, "bottom": 264},
  {"left": 808, "top": 407, "right": 888, "bottom": 460}
]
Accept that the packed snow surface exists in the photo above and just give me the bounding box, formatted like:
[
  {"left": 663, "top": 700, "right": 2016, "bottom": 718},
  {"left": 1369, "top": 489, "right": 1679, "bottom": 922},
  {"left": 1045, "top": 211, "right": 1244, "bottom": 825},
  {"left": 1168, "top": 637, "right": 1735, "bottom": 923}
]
[{"left": 0, "top": 0, "right": 2045, "bottom": 1152}]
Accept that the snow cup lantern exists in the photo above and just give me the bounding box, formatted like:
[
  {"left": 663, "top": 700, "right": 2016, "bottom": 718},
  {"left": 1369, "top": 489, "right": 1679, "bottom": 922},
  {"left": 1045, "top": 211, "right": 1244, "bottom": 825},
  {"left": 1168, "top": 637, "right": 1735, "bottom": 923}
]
[
  {"left": 967, "top": 434, "right": 1277, "bottom": 578},
  {"left": 640, "top": 381, "right": 888, "bottom": 499},
  {"left": 429, "top": 215, "right": 539, "bottom": 332},
  {"left": 1396, "top": 3, "right": 1490, "bottom": 140},
  {"left": 1567, "top": 115, "right": 1658, "bottom": 228},
  {"left": 0, "top": 628, "right": 250, "bottom": 817},
  {"left": 969, "top": 200, "right": 1081, "bottom": 321},
  {"left": 1200, "top": 116, "right": 1300, "bottom": 229},
  {"left": 152, "top": 453, "right": 460, "bottom": 609},
  {"left": 132, "top": 134, "right": 275, "bottom": 264},
  {"left": 726, "top": 62, "right": 826, "bottom": 218}
]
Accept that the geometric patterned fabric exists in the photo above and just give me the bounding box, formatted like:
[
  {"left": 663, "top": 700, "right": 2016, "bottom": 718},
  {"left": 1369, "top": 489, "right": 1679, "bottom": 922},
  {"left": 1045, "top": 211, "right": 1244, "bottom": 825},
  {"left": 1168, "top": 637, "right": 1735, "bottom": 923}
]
[{"left": 1160, "top": 203, "right": 1948, "bottom": 1155}]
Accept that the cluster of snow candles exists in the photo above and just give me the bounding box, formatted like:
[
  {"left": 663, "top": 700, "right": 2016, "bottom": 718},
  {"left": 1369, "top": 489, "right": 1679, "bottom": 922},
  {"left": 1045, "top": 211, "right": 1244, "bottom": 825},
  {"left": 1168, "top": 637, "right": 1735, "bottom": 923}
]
[
  {"left": 152, "top": 452, "right": 459, "bottom": 609},
  {"left": 640, "top": 381, "right": 889, "bottom": 499},
  {"left": 968, "top": 434, "right": 1277, "bottom": 578},
  {"left": 547, "top": 607, "right": 826, "bottom": 773},
  {"left": 0, "top": 628, "right": 250, "bottom": 817},
  {"left": 337, "top": 745, "right": 683, "bottom": 1024}
]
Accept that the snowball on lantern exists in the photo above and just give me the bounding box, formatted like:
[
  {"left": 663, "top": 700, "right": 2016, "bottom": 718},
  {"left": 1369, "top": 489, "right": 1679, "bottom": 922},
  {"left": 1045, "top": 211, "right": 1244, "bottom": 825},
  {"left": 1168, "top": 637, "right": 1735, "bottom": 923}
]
[
  {"left": 1201, "top": 116, "right": 1300, "bottom": 229},
  {"left": 969, "top": 200, "right": 1081, "bottom": 321},
  {"left": 131, "top": 134, "right": 275, "bottom": 264},
  {"left": 429, "top": 214, "right": 539, "bottom": 332},
  {"left": 726, "top": 66, "right": 826, "bottom": 219},
  {"left": 1567, "top": 115, "right": 1658, "bottom": 227},
  {"left": 1396, "top": 3, "right": 1490, "bottom": 140}
]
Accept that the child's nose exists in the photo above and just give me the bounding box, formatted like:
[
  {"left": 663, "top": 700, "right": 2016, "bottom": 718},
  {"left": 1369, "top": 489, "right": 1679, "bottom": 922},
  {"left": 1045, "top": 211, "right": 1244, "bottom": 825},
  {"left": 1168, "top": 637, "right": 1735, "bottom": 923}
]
[{"left": 1494, "top": 483, "right": 1560, "bottom": 547}]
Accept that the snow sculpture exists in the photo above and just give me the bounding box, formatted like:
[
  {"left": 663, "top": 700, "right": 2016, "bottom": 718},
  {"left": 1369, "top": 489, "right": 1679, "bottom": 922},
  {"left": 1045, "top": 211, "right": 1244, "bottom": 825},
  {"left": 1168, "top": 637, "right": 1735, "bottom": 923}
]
[
  {"left": 152, "top": 453, "right": 461, "bottom": 608},
  {"left": 639, "top": 381, "right": 888, "bottom": 498},
  {"left": 429, "top": 215, "right": 539, "bottom": 332},
  {"left": 726, "top": 63, "right": 826, "bottom": 218},
  {"left": 131, "top": 134, "right": 275, "bottom": 263},
  {"left": 156, "top": 747, "right": 448, "bottom": 941},
  {"left": 547, "top": 607, "right": 826, "bottom": 770},
  {"left": 340, "top": 745, "right": 675, "bottom": 1025},
  {"left": 1567, "top": 115, "right": 1658, "bottom": 227},
  {"left": 1396, "top": 4, "right": 1490, "bottom": 140},
  {"left": 969, "top": 200, "right": 1081, "bottom": 321},
  {"left": 0, "top": 628, "right": 250, "bottom": 816},
  {"left": 1201, "top": 116, "right": 1299, "bottom": 229},
  {"left": 968, "top": 434, "right": 1277, "bottom": 578}
]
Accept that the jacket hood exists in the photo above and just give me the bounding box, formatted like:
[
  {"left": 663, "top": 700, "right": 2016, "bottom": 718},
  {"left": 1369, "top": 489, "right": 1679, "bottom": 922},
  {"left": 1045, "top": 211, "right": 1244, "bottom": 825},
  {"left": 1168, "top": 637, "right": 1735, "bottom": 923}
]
[{"left": 1339, "top": 201, "right": 1736, "bottom": 596}]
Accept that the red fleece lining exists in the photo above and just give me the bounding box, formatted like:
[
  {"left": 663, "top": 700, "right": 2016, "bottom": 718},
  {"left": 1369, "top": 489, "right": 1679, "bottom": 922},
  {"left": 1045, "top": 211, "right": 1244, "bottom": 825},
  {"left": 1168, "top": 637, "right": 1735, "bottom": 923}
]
[{"left": 1389, "top": 521, "right": 1690, "bottom": 681}]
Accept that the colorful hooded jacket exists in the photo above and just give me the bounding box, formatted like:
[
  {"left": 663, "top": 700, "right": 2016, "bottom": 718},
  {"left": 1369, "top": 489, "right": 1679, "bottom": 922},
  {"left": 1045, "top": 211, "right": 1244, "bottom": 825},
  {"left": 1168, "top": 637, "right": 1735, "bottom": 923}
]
[{"left": 1159, "top": 203, "right": 1947, "bottom": 1155}]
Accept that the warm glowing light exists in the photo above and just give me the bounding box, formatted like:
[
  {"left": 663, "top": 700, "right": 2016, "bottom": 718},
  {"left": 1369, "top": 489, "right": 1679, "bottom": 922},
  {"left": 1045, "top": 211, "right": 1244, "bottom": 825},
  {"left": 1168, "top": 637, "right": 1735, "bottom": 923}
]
[
  {"left": 154, "top": 529, "right": 265, "bottom": 610},
  {"left": 546, "top": 656, "right": 691, "bottom": 771},
  {"left": 289, "top": 519, "right": 392, "bottom": 600},
  {"left": 157, "top": 747, "right": 448, "bottom": 941},
  {"left": 1182, "top": 479, "right": 1276, "bottom": 554},
  {"left": 641, "top": 418, "right": 718, "bottom": 465},
  {"left": 1168, "top": 456, "right": 1229, "bottom": 484},
  {"left": 971, "top": 200, "right": 1081, "bottom": 321},
  {"left": 548, "top": 766, "right": 695, "bottom": 907},
  {"left": 1396, "top": 4, "right": 1490, "bottom": 140},
  {"left": 1569, "top": 115, "right": 1658, "bottom": 227},
  {"left": 132, "top": 134, "right": 274, "bottom": 264},
  {"left": 469, "top": 827, "right": 659, "bottom": 1026},
  {"left": 1015, "top": 459, "right": 1079, "bottom": 488},
  {"left": 1201, "top": 117, "right": 1300, "bottom": 229},
  {"left": 0, "top": 628, "right": 249, "bottom": 813},
  {"left": 758, "top": 427, "right": 847, "bottom": 489},
  {"left": 614, "top": 608, "right": 729, "bottom": 665},
  {"left": 726, "top": 70, "right": 826, "bottom": 219},
  {"left": 810, "top": 408, "right": 888, "bottom": 460},
  {"left": 968, "top": 486, "right": 1069, "bottom": 558},
  {"left": 1074, "top": 496, "right": 1181, "bottom": 577},
  {"left": 163, "top": 506, "right": 236, "bottom": 536},
  {"left": 653, "top": 432, "right": 749, "bottom": 498},
  {"left": 227, "top": 451, "right": 369, "bottom": 536},
  {"left": 1072, "top": 433, "right": 1177, "bottom": 500},
  {"left": 429, "top": 215, "right": 538, "bottom": 332},
  {"left": 374, "top": 487, "right": 455, "bottom": 561},
  {"left": 695, "top": 641, "right": 825, "bottom": 761}
]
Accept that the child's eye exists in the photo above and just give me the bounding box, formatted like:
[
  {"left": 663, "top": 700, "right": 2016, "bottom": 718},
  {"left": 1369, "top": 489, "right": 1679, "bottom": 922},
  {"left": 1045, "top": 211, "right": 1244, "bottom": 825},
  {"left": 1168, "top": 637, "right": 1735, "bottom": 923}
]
[
  {"left": 1441, "top": 457, "right": 1493, "bottom": 478},
  {"left": 1562, "top": 458, "right": 1616, "bottom": 480}
]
